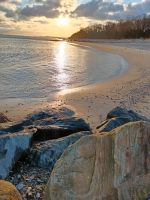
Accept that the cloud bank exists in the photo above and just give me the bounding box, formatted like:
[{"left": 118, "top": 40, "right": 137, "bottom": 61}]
[
  {"left": 72, "top": 0, "right": 150, "bottom": 20},
  {"left": 0, "top": 0, "right": 150, "bottom": 35},
  {"left": 1, "top": 0, "right": 150, "bottom": 21}
]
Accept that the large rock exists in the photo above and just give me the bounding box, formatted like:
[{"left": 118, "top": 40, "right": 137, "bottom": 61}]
[
  {"left": 0, "top": 131, "right": 33, "bottom": 179},
  {"left": 0, "top": 107, "right": 90, "bottom": 178},
  {"left": 45, "top": 121, "right": 150, "bottom": 200},
  {"left": 106, "top": 107, "right": 148, "bottom": 120},
  {"left": 30, "top": 131, "right": 91, "bottom": 171},
  {"left": 0, "top": 107, "right": 91, "bottom": 142},
  {"left": 0, "top": 180, "right": 22, "bottom": 200},
  {"left": 33, "top": 117, "right": 91, "bottom": 142},
  {"left": 97, "top": 107, "right": 149, "bottom": 132}
]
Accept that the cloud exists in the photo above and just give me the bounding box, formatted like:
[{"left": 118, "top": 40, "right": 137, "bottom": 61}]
[
  {"left": 20, "top": 4, "right": 59, "bottom": 19},
  {"left": 123, "top": 0, "right": 150, "bottom": 18},
  {"left": 0, "top": 0, "right": 20, "bottom": 19},
  {"left": 19, "top": 0, "right": 77, "bottom": 19},
  {"left": 0, "top": 0, "right": 150, "bottom": 36},
  {"left": 72, "top": 0, "right": 150, "bottom": 20},
  {"left": 1, "top": 0, "right": 149, "bottom": 22},
  {"left": 19, "top": 0, "right": 62, "bottom": 19},
  {"left": 0, "top": 0, "right": 61, "bottom": 20},
  {"left": 72, "top": 0, "right": 123, "bottom": 20},
  {"left": 0, "top": 0, "right": 21, "bottom": 5}
]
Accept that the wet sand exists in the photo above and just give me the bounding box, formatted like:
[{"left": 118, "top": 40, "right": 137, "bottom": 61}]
[{"left": 0, "top": 41, "right": 150, "bottom": 131}]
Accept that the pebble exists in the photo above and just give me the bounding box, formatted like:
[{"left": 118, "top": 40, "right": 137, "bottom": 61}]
[
  {"left": 7, "top": 163, "right": 50, "bottom": 200},
  {"left": 17, "top": 174, "right": 21, "bottom": 179},
  {"left": 16, "top": 182, "right": 24, "bottom": 190},
  {"left": 36, "top": 193, "right": 40, "bottom": 198}
]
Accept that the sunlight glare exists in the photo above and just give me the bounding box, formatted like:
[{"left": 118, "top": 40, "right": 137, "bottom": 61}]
[
  {"left": 55, "top": 42, "right": 69, "bottom": 89},
  {"left": 57, "top": 16, "right": 70, "bottom": 26}
]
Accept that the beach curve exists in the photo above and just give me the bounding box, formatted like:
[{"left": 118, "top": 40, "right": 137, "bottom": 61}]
[
  {"left": 0, "top": 41, "right": 149, "bottom": 131},
  {"left": 59, "top": 41, "right": 150, "bottom": 130}
]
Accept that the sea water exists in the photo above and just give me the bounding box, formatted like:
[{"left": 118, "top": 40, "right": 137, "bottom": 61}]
[{"left": 0, "top": 37, "right": 127, "bottom": 101}]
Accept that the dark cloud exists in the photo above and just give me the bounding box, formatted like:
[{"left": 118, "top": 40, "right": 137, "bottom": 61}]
[
  {"left": 73, "top": 0, "right": 99, "bottom": 17},
  {"left": 20, "top": 4, "right": 59, "bottom": 19},
  {"left": 19, "top": 0, "right": 61, "bottom": 19},
  {"left": 0, "top": 0, "right": 20, "bottom": 5},
  {"left": 0, "top": 5, "right": 16, "bottom": 18},
  {"left": 72, "top": 0, "right": 150, "bottom": 20},
  {"left": 0, "top": 0, "right": 21, "bottom": 20},
  {"left": 123, "top": 0, "right": 150, "bottom": 18},
  {"left": 0, "top": 0, "right": 150, "bottom": 22},
  {"left": 0, "top": 0, "right": 9, "bottom": 2},
  {"left": 0, "top": 0, "right": 61, "bottom": 20}
]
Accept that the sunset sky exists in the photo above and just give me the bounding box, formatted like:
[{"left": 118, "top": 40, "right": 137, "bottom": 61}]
[{"left": 0, "top": 0, "right": 150, "bottom": 37}]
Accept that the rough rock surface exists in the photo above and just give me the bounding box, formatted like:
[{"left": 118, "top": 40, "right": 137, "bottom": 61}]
[
  {"left": 45, "top": 121, "right": 150, "bottom": 200},
  {"left": 0, "top": 131, "right": 33, "bottom": 179},
  {"left": 0, "top": 180, "right": 22, "bottom": 200},
  {"left": 33, "top": 116, "right": 90, "bottom": 142},
  {"left": 30, "top": 131, "right": 91, "bottom": 170},
  {"left": 0, "top": 107, "right": 90, "bottom": 141},
  {"left": 0, "top": 107, "right": 90, "bottom": 179},
  {"left": 97, "top": 106, "right": 149, "bottom": 132},
  {"left": 0, "top": 113, "right": 10, "bottom": 123}
]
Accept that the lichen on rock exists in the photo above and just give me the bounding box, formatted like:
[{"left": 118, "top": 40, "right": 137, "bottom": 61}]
[
  {"left": 0, "top": 180, "right": 22, "bottom": 200},
  {"left": 45, "top": 121, "right": 150, "bottom": 200}
]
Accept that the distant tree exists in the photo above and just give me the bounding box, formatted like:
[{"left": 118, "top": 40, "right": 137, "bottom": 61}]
[{"left": 69, "top": 16, "right": 150, "bottom": 40}]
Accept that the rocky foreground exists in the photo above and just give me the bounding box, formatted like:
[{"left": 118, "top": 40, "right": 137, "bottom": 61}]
[{"left": 0, "top": 106, "right": 149, "bottom": 200}]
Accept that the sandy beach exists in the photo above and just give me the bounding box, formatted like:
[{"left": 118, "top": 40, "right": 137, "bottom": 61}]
[
  {"left": 60, "top": 41, "right": 150, "bottom": 130},
  {"left": 1, "top": 41, "right": 150, "bottom": 131}
]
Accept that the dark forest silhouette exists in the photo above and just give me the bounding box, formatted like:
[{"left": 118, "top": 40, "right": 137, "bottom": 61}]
[{"left": 69, "top": 16, "right": 150, "bottom": 40}]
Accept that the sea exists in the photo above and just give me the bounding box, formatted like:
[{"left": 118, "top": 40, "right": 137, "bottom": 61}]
[{"left": 0, "top": 36, "right": 128, "bottom": 102}]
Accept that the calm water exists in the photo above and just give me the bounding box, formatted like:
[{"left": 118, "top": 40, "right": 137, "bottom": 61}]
[{"left": 0, "top": 37, "right": 127, "bottom": 101}]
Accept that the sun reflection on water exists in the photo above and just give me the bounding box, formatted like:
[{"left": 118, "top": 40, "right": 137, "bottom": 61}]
[{"left": 55, "top": 41, "right": 69, "bottom": 90}]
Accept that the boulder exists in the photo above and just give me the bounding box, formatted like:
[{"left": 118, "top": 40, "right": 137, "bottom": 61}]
[
  {"left": 97, "top": 107, "right": 149, "bottom": 132},
  {"left": 0, "top": 180, "right": 22, "bottom": 200},
  {"left": 0, "top": 131, "right": 33, "bottom": 179},
  {"left": 107, "top": 106, "right": 148, "bottom": 121},
  {"left": 33, "top": 117, "right": 91, "bottom": 142},
  {"left": 0, "top": 107, "right": 91, "bottom": 178},
  {"left": 0, "top": 107, "right": 76, "bottom": 134},
  {"left": 45, "top": 121, "right": 150, "bottom": 200},
  {"left": 0, "top": 107, "right": 91, "bottom": 142},
  {"left": 30, "top": 131, "right": 91, "bottom": 171}
]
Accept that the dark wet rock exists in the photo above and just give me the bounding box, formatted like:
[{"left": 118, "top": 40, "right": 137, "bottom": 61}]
[
  {"left": 97, "top": 116, "right": 133, "bottom": 132},
  {"left": 0, "top": 107, "right": 90, "bottom": 140},
  {"left": 107, "top": 107, "right": 129, "bottom": 119},
  {"left": 33, "top": 117, "right": 91, "bottom": 142},
  {"left": 0, "top": 131, "right": 33, "bottom": 179},
  {"left": 97, "top": 107, "right": 149, "bottom": 132},
  {"left": 107, "top": 107, "right": 149, "bottom": 121},
  {"left": 0, "top": 107, "right": 90, "bottom": 178},
  {"left": 30, "top": 131, "right": 91, "bottom": 171},
  {"left": 33, "top": 125, "right": 70, "bottom": 141},
  {"left": 0, "top": 113, "right": 10, "bottom": 123}
]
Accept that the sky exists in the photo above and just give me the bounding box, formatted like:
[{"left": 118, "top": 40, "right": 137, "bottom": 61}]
[{"left": 0, "top": 0, "right": 150, "bottom": 37}]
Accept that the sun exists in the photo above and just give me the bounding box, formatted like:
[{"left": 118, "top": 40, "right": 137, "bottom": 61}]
[{"left": 57, "top": 16, "right": 70, "bottom": 26}]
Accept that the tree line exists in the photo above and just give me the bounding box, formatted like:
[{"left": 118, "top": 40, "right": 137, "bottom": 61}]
[{"left": 69, "top": 16, "right": 150, "bottom": 40}]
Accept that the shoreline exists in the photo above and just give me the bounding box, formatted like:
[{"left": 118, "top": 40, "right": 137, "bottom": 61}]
[
  {"left": 59, "top": 42, "right": 150, "bottom": 130},
  {"left": 0, "top": 41, "right": 149, "bottom": 131}
]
